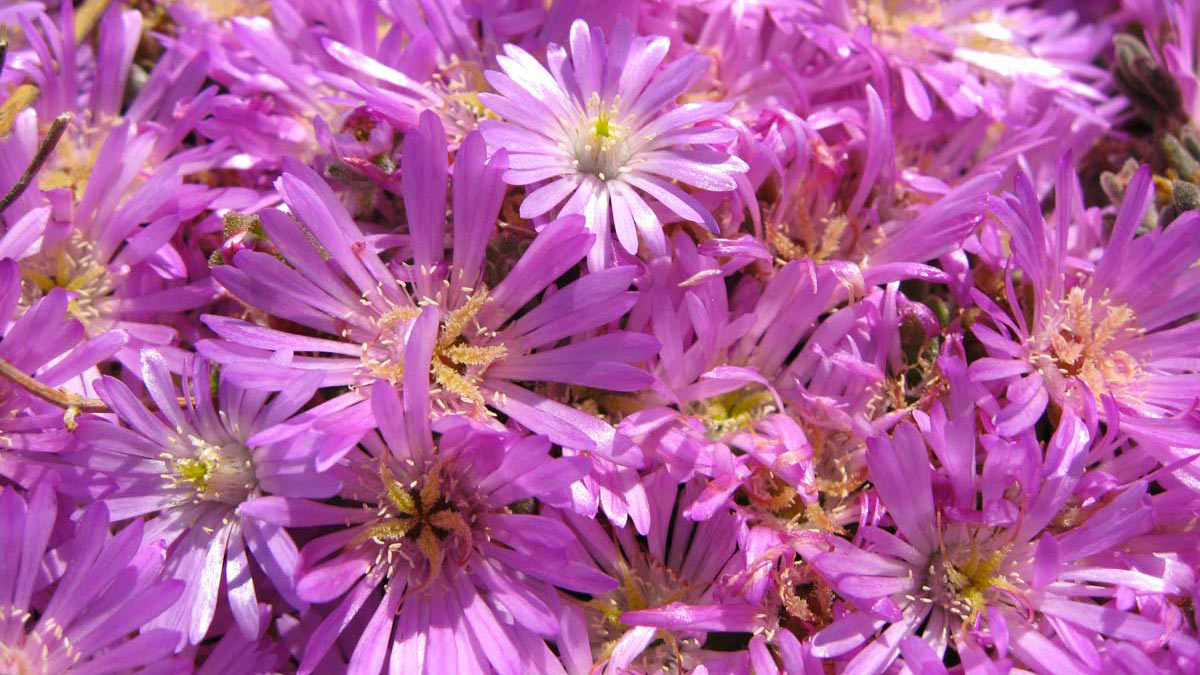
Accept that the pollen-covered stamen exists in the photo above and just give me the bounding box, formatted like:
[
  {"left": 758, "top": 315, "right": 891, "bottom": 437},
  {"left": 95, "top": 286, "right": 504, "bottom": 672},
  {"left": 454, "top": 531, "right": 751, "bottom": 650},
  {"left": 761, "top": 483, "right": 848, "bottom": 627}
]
[
  {"left": 163, "top": 438, "right": 256, "bottom": 505},
  {"left": 742, "top": 466, "right": 798, "bottom": 512},
  {"left": 572, "top": 94, "right": 634, "bottom": 180},
  {"left": 435, "top": 57, "right": 497, "bottom": 141},
  {"left": 180, "top": 0, "right": 271, "bottom": 21},
  {"left": 431, "top": 289, "right": 507, "bottom": 408},
  {"left": 360, "top": 303, "right": 422, "bottom": 383},
  {"left": 20, "top": 231, "right": 114, "bottom": 328},
  {"left": 1039, "top": 287, "right": 1143, "bottom": 400},
  {"left": 360, "top": 289, "right": 507, "bottom": 408},
  {"left": 365, "top": 459, "right": 478, "bottom": 592},
  {"left": 859, "top": 0, "right": 945, "bottom": 39},
  {"left": 858, "top": 1, "right": 1025, "bottom": 59}
]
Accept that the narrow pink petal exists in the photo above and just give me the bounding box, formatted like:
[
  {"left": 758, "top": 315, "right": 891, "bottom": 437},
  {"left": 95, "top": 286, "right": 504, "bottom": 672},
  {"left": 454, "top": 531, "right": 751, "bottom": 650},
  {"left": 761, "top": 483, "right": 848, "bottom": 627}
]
[
  {"left": 520, "top": 177, "right": 579, "bottom": 219},
  {"left": 811, "top": 612, "right": 885, "bottom": 658},
  {"left": 347, "top": 578, "right": 403, "bottom": 675},
  {"left": 607, "top": 625, "right": 656, "bottom": 672},
  {"left": 225, "top": 526, "right": 260, "bottom": 639},
  {"left": 451, "top": 572, "right": 521, "bottom": 675},
  {"left": 901, "top": 67, "right": 933, "bottom": 120}
]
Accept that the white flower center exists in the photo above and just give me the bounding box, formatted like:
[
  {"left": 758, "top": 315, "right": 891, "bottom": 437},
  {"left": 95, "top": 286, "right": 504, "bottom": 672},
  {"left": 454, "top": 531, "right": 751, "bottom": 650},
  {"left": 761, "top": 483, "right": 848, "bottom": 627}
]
[
  {"left": 572, "top": 95, "right": 634, "bottom": 181},
  {"left": 165, "top": 438, "right": 256, "bottom": 505}
]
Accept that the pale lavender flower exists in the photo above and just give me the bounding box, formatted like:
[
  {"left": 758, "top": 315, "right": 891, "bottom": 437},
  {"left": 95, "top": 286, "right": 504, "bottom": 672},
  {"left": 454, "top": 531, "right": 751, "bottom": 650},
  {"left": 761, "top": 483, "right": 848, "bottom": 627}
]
[
  {"left": 65, "top": 350, "right": 333, "bottom": 645},
  {"left": 480, "top": 18, "right": 748, "bottom": 269},
  {"left": 799, "top": 1, "right": 1113, "bottom": 124},
  {"left": 0, "top": 482, "right": 188, "bottom": 674}
]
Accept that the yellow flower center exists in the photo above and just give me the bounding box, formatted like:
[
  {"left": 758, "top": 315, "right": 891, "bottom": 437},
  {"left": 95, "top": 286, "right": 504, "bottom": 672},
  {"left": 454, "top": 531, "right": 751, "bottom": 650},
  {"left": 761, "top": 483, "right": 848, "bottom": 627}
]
[
  {"left": 360, "top": 289, "right": 508, "bottom": 411},
  {"left": 361, "top": 460, "right": 475, "bottom": 593},
  {"left": 21, "top": 231, "right": 113, "bottom": 330},
  {"left": 695, "top": 386, "right": 776, "bottom": 440},
  {"left": 926, "top": 537, "right": 1022, "bottom": 628}
]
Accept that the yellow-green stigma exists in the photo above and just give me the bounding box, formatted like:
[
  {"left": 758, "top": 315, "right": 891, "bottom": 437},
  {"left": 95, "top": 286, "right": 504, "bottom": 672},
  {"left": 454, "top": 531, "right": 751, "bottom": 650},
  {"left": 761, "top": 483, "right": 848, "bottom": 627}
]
[
  {"left": 573, "top": 95, "right": 631, "bottom": 180},
  {"left": 592, "top": 115, "right": 614, "bottom": 138},
  {"left": 924, "top": 539, "right": 1021, "bottom": 628},
  {"left": 164, "top": 439, "right": 256, "bottom": 505},
  {"left": 696, "top": 386, "right": 776, "bottom": 440}
]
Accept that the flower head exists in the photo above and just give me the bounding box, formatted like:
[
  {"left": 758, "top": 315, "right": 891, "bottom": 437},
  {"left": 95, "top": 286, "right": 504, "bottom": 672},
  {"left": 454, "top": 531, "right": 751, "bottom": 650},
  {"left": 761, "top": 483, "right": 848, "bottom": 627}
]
[
  {"left": 62, "top": 350, "right": 331, "bottom": 644},
  {"left": 244, "top": 349, "right": 613, "bottom": 674},
  {"left": 802, "top": 415, "right": 1165, "bottom": 672},
  {"left": 550, "top": 471, "right": 761, "bottom": 673},
  {"left": 481, "top": 18, "right": 748, "bottom": 269},
  {"left": 969, "top": 160, "right": 1200, "bottom": 476},
  {"left": 202, "top": 115, "right": 657, "bottom": 457}
]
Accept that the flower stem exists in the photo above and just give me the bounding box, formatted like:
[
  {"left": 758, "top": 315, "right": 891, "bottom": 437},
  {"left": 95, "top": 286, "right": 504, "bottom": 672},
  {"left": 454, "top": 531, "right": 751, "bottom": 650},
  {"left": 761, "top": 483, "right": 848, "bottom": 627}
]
[
  {"left": 0, "top": 113, "right": 71, "bottom": 215},
  {"left": 0, "top": 356, "right": 109, "bottom": 429}
]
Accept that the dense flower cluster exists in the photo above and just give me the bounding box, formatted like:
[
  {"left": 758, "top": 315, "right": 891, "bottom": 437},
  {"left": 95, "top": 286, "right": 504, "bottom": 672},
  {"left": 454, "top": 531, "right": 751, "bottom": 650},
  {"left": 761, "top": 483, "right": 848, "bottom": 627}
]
[{"left": 0, "top": 0, "right": 1197, "bottom": 673}]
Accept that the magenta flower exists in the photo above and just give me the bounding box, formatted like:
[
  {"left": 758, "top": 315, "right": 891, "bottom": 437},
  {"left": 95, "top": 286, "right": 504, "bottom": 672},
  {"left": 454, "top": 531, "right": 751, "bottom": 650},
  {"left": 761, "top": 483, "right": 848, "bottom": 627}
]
[
  {"left": 968, "top": 161, "right": 1200, "bottom": 474},
  {"left": 480, "top": 18, "right": 748, "bottom": 269},
  {"left": 66, "top": 350, "right": 332, "bottom": 645},
  {"left": 241, "top": 323, "right": 614, "bottom": 674},
  {"left": 548, "top": 470, "right": 761, "bottom": 673},
  {"left": 802, "top": 416, "right": 1164, "bottom": 672},
  {"left": 800, "top": 1, "right": 1113, "bottom": 124},
  {"left": 201, "top": 114, "right": 656, "bottom": 457},
  {"left": 0, "top": 483, "right": 187, "bottom": 674}
]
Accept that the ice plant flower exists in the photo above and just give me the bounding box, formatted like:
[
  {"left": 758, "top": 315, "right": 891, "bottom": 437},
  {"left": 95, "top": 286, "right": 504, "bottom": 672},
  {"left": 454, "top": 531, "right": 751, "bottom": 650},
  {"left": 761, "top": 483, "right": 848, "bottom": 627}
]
[
  {"left": 802, "top": 416, "right": 1164, "bottom": 672},
  {"left": 550, "top": 471, "right": 760, "bottom": 673},
  {"left": 0, "top": 483, "right": 187, "bottom": 674},
  {"left": 242, "top": 324, "right": 615, "bottom": 675},
  {"left": 480, "top": 18, "right": 749, "bottom": 269},
  {"left": 969, "top": 161, "right": 1200, "bottom": 478},
  {"left": 202, "top": 115, "right": 657, "bottom": 456},
  {"left": 65, "top": 350, "right": 333, "bottom": 645}
]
